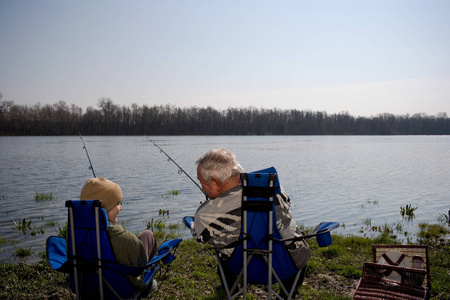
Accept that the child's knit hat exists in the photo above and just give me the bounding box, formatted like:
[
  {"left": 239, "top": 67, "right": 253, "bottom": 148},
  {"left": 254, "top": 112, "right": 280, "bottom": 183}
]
[{"left": 80, "top": 177, "right": 122, "bottom": 212}]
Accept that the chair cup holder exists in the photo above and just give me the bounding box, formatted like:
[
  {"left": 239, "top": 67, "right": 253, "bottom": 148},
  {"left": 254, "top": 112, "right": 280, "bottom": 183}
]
[{"left": 316, "top": 232, "right": 332, "bottom": 247}]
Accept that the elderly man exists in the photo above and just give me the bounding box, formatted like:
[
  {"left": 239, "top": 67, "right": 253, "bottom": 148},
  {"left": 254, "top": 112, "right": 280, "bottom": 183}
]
[{"left": 193, "top": 148, "right": 310, "bottom": 297}]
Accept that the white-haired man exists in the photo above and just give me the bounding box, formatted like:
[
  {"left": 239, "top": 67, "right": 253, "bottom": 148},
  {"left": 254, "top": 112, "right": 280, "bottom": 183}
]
[{"left": 193, "top": 148, "right": 310, "bottom": 297}]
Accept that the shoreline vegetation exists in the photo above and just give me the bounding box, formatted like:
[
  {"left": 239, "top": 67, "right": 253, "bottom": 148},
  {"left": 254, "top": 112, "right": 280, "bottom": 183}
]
[
  {"left": 1, "top": 222, "right": 449, "bottom": 299},
  {"left": 1, "top": 97, "right": 449, "bottom": 136}
]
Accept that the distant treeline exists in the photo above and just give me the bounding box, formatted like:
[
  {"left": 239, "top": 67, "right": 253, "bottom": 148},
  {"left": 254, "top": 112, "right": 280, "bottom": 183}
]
[{"left": 0, "top": 97, "right": 448, "bottom": 136}]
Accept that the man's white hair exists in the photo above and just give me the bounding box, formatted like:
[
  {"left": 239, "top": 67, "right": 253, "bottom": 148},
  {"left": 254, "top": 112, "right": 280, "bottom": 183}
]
[{"left": 196, "top": 148, "right": 244, "bottom": 183}]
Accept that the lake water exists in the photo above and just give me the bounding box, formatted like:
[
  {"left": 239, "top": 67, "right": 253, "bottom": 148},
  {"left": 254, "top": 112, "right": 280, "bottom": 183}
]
[{"left": 0, "top": 135, "right": 449, "bottom": 263}]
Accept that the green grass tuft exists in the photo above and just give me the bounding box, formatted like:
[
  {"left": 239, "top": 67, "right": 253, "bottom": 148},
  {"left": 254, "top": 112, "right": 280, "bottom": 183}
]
[{"left": 14, "top": 247, "right": 33, "bottom": 258}]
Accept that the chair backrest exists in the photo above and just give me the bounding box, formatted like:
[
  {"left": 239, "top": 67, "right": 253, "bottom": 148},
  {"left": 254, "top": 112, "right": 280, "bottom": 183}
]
[
  {"left": 66, "top": 200, "right": 138, "bottom": 300},
  {"left": 226, "top": 167, "right": 298, "bottom": 285},
  {"left": 372, "top": 244, "right": 431, "bottom": 290}
]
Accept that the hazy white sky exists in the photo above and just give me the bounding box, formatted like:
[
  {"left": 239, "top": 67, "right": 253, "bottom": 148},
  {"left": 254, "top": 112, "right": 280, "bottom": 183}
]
[{"left": 1, "top": 0, "right": 449, "bottom": 117}]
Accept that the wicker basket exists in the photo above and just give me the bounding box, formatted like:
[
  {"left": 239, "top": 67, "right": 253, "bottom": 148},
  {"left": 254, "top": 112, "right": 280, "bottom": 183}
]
[{"left": 353, "top": 262, "right": 428, "bottom": 300}]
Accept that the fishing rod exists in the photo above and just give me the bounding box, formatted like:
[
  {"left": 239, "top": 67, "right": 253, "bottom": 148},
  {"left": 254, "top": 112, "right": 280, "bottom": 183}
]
[
  {"left": 79, "top": 132, "right": 96, "bottom": 178},
  {"left": 146, "top": 137, "right": 209, "bottom": 201}
]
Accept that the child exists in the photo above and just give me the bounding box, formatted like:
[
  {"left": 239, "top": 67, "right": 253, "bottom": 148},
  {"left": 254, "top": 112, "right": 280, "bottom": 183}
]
[{"left": 80, "top": 177, "right": 157, "bottom": 290}]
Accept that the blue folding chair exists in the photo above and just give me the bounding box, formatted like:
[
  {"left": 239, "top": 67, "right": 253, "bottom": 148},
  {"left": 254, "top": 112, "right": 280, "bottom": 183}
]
[
  {"left": 46, "top": 200, "right": 182, "bottom": 300},
  {"left": 184, "top": 167, "right": 338, "bottom": 300}
]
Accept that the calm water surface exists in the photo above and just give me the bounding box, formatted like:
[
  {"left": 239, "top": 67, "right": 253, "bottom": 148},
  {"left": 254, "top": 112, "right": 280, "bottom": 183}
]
[{"left": 0, "top": 135, "right": 449, "bottom": 263}]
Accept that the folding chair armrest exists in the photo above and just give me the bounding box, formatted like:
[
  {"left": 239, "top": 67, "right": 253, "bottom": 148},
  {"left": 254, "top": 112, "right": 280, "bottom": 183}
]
[
  {"left": 279, "top": 221, "right": 339, "bottom": 245},
  {"left": 278, "top": 234, "right": 310, "bottom": 243},
  {"left": 150, "top": 238, "right": 182, "bottom": 265},
  {"left": 362, "top": 262, "right": 427, "bottom": 287},
  {"left": 183, "top": 216, "right": 194, "bottom": 229},
  {"left": 183, "top": 216, "right": 197, "bottom": 239}
]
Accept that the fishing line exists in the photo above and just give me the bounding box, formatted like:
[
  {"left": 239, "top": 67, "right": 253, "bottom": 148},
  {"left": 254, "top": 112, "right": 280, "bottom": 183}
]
[
  {"left": 146, "top": 137, "right": 209, "bottom": 201},
  {"left": 79, "top": 132, "right": 96, "bottom": 178}
]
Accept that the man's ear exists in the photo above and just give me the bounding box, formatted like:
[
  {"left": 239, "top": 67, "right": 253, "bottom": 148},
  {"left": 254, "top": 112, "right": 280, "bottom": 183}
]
[{"left": 211, "top": 177, "right": 222, "bottom": 191}]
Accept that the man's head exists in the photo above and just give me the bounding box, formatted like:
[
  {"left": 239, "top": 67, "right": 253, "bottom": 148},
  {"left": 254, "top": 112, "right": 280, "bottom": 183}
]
[{"left": 196, "top": 149, "right": 243, "bottom": 199}]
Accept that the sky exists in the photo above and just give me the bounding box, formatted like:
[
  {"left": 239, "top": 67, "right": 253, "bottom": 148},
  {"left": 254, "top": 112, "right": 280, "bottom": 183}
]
[{"left": 1, "top": 0, "right": 449, "bottom": 117}]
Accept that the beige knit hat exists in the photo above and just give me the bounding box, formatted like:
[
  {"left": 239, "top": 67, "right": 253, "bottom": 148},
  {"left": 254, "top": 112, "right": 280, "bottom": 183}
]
[{"left": 80, "top": 177, "right": 123, "bottom": 212}]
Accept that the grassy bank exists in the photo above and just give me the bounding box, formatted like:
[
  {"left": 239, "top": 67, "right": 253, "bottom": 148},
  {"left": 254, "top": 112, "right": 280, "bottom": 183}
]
[{"left": 1, "top": 224, "right": 449, "bottom": 299}]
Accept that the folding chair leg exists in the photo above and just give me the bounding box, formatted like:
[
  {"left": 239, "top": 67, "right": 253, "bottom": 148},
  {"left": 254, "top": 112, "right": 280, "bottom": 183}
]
[
  {"left": 217, "top": 260, "right": 232, "bottom": 299},
  {"left": 286, "top": 269, "right": 302, "bottom": 300},
  {"left": 216, "top": 253, "right": 242, "bottom": 300},
  {"left": 278, "top": 266, "right": 306, "bottom": 300}
]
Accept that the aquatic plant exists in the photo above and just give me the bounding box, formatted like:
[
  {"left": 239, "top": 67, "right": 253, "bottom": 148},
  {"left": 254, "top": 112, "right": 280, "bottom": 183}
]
[
  {"left": 359, "top": 218, "right": 414, "bottom": 243},
  {"left": 362, "top": 218, "right": 371, "bottom": 227},
  {"left": 437, "top": 210, "right": 450, "bottom": 225},
  {"left": 57, "top": 222, "right": 68, "bottom": 238},
  {"left": 417, "top": 223, "right": 449, "bottom": 246},
  {"left": 381, "top": 223, "right": 394, "bottom": 234},
  {"left": 35, "top": 192, "right": 54, "bottom": 201},
  {"left": 395, "top": 221, "right": 404, "bottom": 233},
  {"left": 44, "top": 220, "right": 58, "bottom": 227},
  {"left": 159, "top": 209, "right": 169, "bottom": 216},
  {"left": 168, "top": 223, "right": 180, "bottom": 230},
  {"left": 169, "top": 189, "right": 180, "bottom": 195},
  {"left": 359, "top": 199, "right": 379, "bottom": 210},
  {"left": 400, "top": 204, "right": 417, "bottom": 220},
  {"left": 14, "top": 247, "right": 33, "bottom": 258},
  {"left": 13, "top": 218, "right": 45, "bottom": 236},
  {"left": 145, "top": 209, "right": 179, "bottom": 241},
  {"left": 160, "top": 190, "right": 180, "bottom": 198},
  {"left": 14, "top": 219, "right": 32, "bottom": 235},
  {"left": 360, "top": 222, "right": 396, "bottom": 241}
]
